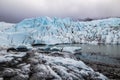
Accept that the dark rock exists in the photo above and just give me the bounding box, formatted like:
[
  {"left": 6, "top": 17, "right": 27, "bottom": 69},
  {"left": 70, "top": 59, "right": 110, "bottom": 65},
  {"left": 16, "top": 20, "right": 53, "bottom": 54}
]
[
  {"left": 16, "top": 46, "right": 29, "bottom": 52},
  {"left": 7, "top": 48, "right": 17, "bottom": 52},
  {"left": 44, "top": 47, "right": 51, "bottom": 52},
  {"left": 31, "top": 43, "right": 46, "bottom": 47},
  {"left": 74, "top": 49, "right": 82, "bottom": 53},
  {"left": 7, "top": 46, "right": 29, "bottom": 52},
  {"left": 50, "top": 48, "right": 60, "bottom": 52},
  {"left": 74, "top": 52, "right": 82, "bottom": 56}
]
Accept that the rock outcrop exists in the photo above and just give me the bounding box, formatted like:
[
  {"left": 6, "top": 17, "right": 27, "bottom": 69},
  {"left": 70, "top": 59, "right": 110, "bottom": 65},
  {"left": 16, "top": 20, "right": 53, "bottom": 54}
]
[{"left": 0, "top": 47, "right": 108, "bottom": 80}]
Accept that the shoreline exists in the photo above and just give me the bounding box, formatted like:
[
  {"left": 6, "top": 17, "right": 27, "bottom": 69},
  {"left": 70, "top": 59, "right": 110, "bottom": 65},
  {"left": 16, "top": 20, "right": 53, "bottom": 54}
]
[
  {"left": 0, "top": 45, "right": 120, "bottom": 80},
  {"left": 75, "top": 52, "right": 120, "bottom": 80}
]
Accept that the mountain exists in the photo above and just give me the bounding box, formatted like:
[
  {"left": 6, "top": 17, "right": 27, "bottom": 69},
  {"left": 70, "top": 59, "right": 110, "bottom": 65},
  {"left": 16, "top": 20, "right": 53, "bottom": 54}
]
[{"left": 0, "top": 17, "right": 120, "bottom": 46}]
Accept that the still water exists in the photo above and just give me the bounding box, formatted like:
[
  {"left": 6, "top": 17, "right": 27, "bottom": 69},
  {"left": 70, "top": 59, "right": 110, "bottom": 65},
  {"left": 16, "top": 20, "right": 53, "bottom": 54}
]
[{"left": 56, "top": 44, "right": 120, "bottom": 58}]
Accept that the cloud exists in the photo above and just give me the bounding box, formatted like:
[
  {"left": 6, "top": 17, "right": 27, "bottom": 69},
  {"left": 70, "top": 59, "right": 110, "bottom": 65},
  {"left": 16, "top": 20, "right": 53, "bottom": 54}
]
[{"left": 0, "top": 0, "right": 120, "bottom": 22}]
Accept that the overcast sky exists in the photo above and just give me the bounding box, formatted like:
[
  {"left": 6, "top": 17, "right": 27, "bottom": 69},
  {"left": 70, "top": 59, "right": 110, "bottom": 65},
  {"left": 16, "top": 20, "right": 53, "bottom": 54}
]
[{"left": 0, "top": 0, "right": 120, "bottom": 23}]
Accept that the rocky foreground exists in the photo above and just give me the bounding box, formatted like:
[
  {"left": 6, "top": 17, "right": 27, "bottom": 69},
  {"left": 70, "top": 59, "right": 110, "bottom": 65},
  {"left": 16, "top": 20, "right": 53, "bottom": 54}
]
[{"left": 0, "top": 46, "right": 108, "bottom": 80}]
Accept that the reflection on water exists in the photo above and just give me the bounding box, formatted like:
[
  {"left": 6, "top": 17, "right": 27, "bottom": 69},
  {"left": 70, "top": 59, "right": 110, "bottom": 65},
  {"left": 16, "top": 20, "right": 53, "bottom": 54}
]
[{"left": 56, "top": 44, "right": 120, "bottom": 58}]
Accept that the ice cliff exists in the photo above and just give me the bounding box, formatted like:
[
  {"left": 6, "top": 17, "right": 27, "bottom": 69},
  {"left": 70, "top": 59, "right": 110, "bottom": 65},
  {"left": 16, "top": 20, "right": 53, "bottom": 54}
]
[{"left": 0, "top": 17, "right": 120, "bottom": 46}]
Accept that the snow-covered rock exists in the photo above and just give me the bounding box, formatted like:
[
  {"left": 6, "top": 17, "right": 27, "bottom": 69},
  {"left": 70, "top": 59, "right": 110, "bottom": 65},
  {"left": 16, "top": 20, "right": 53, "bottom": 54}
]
[
  {"left": 50, "top": 46, "right": 82, "bottom": 53},
  {"left": 0, "top": 48, "right": 108, "bottom": 80},
  {"left": 0, "top": 52, "right": 26, "bottom": 63},
  {"left": 62, "top": 46, "right": 82, "bottom": 53}
]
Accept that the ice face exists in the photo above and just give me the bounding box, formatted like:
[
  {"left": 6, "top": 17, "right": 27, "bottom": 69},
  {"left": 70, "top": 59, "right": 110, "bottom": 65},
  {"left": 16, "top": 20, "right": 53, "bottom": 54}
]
[{"left": 0, "top": 17, "right": 120, "bottom": 46}]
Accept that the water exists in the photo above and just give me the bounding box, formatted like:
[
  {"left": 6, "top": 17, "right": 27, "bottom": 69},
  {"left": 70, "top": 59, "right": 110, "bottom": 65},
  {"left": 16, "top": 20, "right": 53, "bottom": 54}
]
[{"left": 55, "top": 44, "right": 120, "bottom": 58}]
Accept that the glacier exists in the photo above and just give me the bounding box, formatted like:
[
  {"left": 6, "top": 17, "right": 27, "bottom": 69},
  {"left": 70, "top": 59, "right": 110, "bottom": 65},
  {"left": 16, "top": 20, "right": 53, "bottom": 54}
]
[
  {"left": 0, "top": 22, "right": 15, "bottom": 31},
  {"left": 0, "top": 17, "right": 120, "bottom": 46},
  {"left": 1, "top": 17, "right": 119, "bottom": 79}
]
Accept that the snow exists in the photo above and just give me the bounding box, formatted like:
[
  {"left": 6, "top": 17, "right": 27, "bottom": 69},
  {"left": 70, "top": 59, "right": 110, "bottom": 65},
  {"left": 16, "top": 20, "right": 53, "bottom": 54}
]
[
  {"left": 41, "top": 54, "right": 93, "bottom": 71},
  {"left": 50, "top": 46, "right": 82, "bottom": 53},
  {"left": 0, "top": 17, "right": 120, "bottom": 46},
  {"left": 0, "top": 47, "right": 108, "bottom": 80},
  {"left": 0, "top": 56, "right": 13, "bottom": 63},
  {"left": 0, "top": 78, "right": 3, "bottom": 80},
  {"left": 0, "top": 52, "right": 26, "bottom": 63},
  {"left": 62, "top": 46, "right": 82, "bottom": 53},
  {"left": 37, "top": 53, "right": 108, "bottom": 80},
  {"left": 0, "top": 22, "right": 15, "bottom": 31}
]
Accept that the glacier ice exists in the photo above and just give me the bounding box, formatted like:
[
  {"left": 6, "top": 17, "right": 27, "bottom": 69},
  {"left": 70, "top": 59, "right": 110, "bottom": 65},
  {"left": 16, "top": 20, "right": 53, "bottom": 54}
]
[{"left": 0, "top": 17, "right": 120, "bottom": 46}]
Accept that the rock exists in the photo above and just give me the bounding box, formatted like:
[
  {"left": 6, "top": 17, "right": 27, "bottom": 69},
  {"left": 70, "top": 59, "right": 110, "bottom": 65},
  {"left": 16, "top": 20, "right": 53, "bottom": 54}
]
[
  {"left": 62, "top": 46, "right": 82, "bottom": 53},
  {"left": 30, "top": 65, "right": 61, "bottom": 80},
  {"left": 16, "top": 45, "right": 29, "bottom": 52},
  {"left": 0, "top": 47, "right": 108, "bottom": 80},
  {"left": 31, "top": 43, "right": 47, "bottom": 47},
  {"left": 21, "top": 64, "right": 31, "bottom": 75},
  {"left": 50, "top": 46, "right": 63, "bottom": 52},
  {"left": 7, "top": 45, "right": 29, "bottom": 52},
  {"left": 50, "top": 46, "right": 82, "bottom": 53},
  {"left": 10, "top": 74, "right": 28, "bottom": 80},
  {"left": 30, "top": 72, "right": 48, "bottom": 80},
  {"left": 2, "top": 68, "right": 17, "bottom": 77},
  {"left": 49, "top": 51, "right": 76, "bottom": 59},
  {"left": 0, "top": 77, "right": 3, "bottom": 80},
  {"left": 7, "top": 47, "right": 17, "bottom": 52}
]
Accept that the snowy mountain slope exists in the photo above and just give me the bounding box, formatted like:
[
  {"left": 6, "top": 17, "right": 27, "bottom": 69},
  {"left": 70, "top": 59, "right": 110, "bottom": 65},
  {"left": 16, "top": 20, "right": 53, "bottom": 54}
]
[{"left": 0, "top": 17, "right": 120, "bottom": 46}]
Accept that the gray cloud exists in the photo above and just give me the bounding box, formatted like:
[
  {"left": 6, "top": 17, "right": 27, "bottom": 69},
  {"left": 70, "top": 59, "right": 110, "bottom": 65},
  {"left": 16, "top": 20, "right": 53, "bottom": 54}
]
[{"left": 0, "top": 0, "right": 120, "bottom": 23}]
